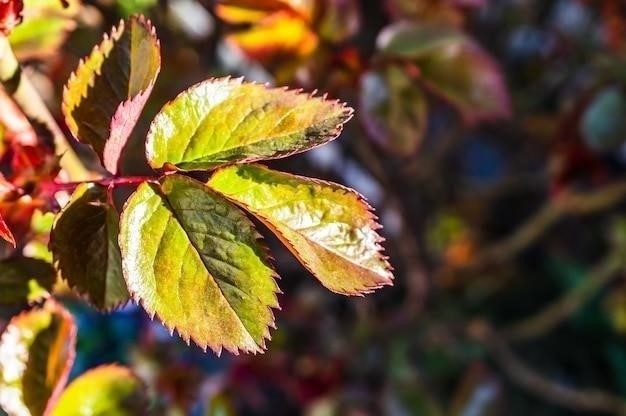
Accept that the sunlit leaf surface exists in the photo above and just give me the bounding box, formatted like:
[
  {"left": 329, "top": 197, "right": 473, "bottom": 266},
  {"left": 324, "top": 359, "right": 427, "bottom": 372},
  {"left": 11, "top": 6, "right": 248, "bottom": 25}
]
[
  {"left": 50, "top": 365, "right": 147, "bottom": 416},
  {"left": 147, "top": 77, "right": 351, "bottom": 171},
  {"left": 0, "top": 301, "right": 76, "bottom": 416},
  {"left": 119, "top": 174, "right": 279, "bottom": 354},
  {"left": 208, "top": 164, "right": 393, "bottom": 295},
  {"left": 62, "top": 15, "right": 160, "bottom": 174}
]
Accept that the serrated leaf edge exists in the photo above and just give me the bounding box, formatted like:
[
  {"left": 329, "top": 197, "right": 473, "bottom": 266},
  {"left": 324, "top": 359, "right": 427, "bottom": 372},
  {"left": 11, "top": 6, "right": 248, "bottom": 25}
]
[
  {"left": 210, "top": 165, "right": 394, "bottom": 296},
  {"left": 145, "top": 76, "right": 354, "bottom": 171},
  {"left": 119, "top": 176, "right": 280, "bottom": 356}
]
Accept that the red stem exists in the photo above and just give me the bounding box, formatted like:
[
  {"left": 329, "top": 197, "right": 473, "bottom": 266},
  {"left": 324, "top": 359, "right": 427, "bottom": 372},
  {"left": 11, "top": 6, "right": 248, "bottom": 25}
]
[{"left": 40, "top": 176, "right": 155, "bottom": 193}]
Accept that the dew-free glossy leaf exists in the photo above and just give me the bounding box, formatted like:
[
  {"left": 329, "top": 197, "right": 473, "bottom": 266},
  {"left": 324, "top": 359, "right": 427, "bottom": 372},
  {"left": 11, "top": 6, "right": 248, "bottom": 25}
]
[
  {"left": 62, "top": 15, "right": 160, "bottom": 174},
  {"left": 50, "top": 184, "right": 128, "bottom": 311},
  {"left": 146, "top": 77, "right": 352, "bottom": 171},
  {"left": 0, "top": 257, "right": 55, "bottom": 305},
  {"left": 208, "top": 164, "right": 393, "bottom": 295},
  {"left": 8, "top": 0, "right": 79, "bottom": 60},
  {"left": 50, "top": 365, "right": 147, "bottom": 416},
  {"left": 119, "top": 174, "right": 279, "bottom": 354},
  {"left": 0, "top": 300, "right": 76, "bottom": 416}
]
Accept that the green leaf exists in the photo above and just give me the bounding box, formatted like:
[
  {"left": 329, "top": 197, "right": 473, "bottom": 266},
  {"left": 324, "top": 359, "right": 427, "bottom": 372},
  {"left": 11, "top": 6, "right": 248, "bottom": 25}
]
[
  {"left": 62, "top": 15, "right": 161, "bottom": 174},
  {"left": 581, "top": 86, "right": 626, "bottom": 151},
  {"left": 50, "top": 365, "right": 147, "bottom": 416},
  {"left": 208, "top": 164, "right": 393, "bottom": 295},
  {"left": 146, "top": 77, "right": 352, "bottom": 171},
  {"left": 0, "top": 300, "right": 76, "bottom": 416},
  {"left": 377, "top": 22, "right": 463, "bottom": 59},
  {"left": 360, "top": 66, "right": 428, "bottom": 155},
  {"left": 119, "top": 174, "right": 279, "bottom": 354},
  {"left": 377, "top": 22, "right": 510, "bottom": 123},
  {"left": 50, "top": 183, "right": 129, "bottom": 311},
  {"left": 8, "top": 0, "right": 79, "bottom": 60},
  {"left": 0, "top": 257, "right": 55, "bottom": 305}
]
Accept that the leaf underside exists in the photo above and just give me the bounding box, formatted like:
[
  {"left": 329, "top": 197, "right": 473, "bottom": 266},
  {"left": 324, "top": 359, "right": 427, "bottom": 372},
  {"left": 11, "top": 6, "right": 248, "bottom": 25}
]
[
  {"left": 146, "top": 77, "right": 352, "bottom": 171},
  {"left": 119, "top": 174, "right": 279, "bottom": 354},
  {"left": 51, "top": 183, "right": 129, "bottom": 311},
  {"left": 208, "top": 164, "right": 393, "bottom": 295},
  {"left": 0, "top": 300, "right": 76, "bottom": 416},
  {"left": 62, "top": 15, "right": 160, "bottom": 174},
  {"left": 50, "top": 365, "right": 147, "bottom": 416}
]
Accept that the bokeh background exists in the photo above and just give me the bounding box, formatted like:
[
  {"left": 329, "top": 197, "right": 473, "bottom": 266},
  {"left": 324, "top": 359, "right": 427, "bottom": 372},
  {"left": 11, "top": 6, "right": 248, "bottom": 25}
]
[{"left": 7, "top": 0, "right": 626, "bottom": 414}]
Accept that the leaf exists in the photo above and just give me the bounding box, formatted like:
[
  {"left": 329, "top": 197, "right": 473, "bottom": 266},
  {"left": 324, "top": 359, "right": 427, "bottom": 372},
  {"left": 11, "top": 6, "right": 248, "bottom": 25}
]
[
  {"left": 50, "top": 183, "right": 129, "bottom": 311},
  {"left": 50, "top": 365, "right": 147, "bottom": 416},
  {"left": 119, "top": 174, "right": 279, "bottom": 354},
  {"left": 580, "top": 86, "right": 626, "bottom": 151},
  {"left": 224, "top": 10, "right": 318, "bottom": 61},
  {"left": 377, "top": 22, "right": 510, "bottom": 123},
  {"left": 0, "top": 213, "right": 14, "bottom": 246},
  {"left": 417, "top": 39, "right": 511, "bottom": 123},
  {"left": 207, "top": 164, "right": 393, "bottom": 295},
  {"left": 215, "top": 0, "right": 314, "bottom": 23},
  {"left": 146, "top": 77, "right": 352, "bottom": 171},
  {"left": 8, "top": 0, "right": 79, "bottom": 60},
  {"left": 377, "top": 22, "right": 464, "bottom": 59},
  {"left": 360, "top": 66, "right": 428, "bottom": 155},
  {"left": 62, "top": 15, "right": 160, "bottom": 174},
  {"left": 0, "top": 257, "right": 55, "bottom": 305},
  {"left": 0, "top": 300, "right": 76, "bottom": 416},
  {"left": 0, "top": 0, "right": 23, "bottom": 35}
]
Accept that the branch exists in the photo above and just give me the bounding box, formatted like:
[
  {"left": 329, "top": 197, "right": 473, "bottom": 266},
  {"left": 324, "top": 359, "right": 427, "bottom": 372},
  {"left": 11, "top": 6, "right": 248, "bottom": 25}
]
[
  {"left": 0, "top": 36, "right": 92, "bottom": 181},
  {"left": 469, "top": 321, "right": 626, "bottom": 415},
  {"left": 501, "top": 251, "right": 624, "bottom": 342},
  {"left": 467, "top": 180, "right": 626, "bottom": 269}
]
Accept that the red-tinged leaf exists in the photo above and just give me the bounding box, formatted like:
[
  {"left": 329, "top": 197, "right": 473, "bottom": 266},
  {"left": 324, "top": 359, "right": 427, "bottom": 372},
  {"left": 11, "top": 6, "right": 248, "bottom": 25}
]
[
  {"left": 208, "top": 164, "right": 393, "bottom": 295},
  {"left": 119, "top": 175, "right": 279, "bottom": 354},
  {"left": 50, "top": 365, "right": 148, "bottom": 415},
  {"left": 378, "top": 22, "right": 511, "bottom": 123},
  {"left": 418, "top": 39, "right": 511, "bottom": 123},
  {"left": 359, "top": 66, "right": 428, "bottom": 155},
  {"left": 62, "top": 15, "right": 161, "bottom": 174},
  {"left": 0, "top": 300, "right": 76, "bottom": 416},
  {"left": 0, "top": 197, "right": 44, "bottom": 259},
  {"left": 0, "top": 0, "right": 23, "bottom": 35},
  {"left": 0, "top": 213, "right": 14, "bottom": 246}
]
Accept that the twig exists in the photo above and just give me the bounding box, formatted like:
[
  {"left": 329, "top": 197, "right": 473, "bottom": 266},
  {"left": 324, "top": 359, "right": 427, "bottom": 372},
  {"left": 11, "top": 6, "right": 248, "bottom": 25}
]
[
  {"left": 467, "top": 180, "right": 626, "bottom": 269},
  {"left": 0, "top": 36, "right": 92, "bottom": 181},
  {"left": 469, "top": 320, "right": 626, "bottom": 415},
  {"left": 501, "top": 252, "right": 624, "bottom": 342}
]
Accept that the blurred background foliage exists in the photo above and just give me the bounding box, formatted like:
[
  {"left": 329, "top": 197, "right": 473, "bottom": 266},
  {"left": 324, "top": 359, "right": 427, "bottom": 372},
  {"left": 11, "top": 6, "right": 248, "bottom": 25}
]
[{"left": 5, "top": 0, "right": 626, "bottom": 414}]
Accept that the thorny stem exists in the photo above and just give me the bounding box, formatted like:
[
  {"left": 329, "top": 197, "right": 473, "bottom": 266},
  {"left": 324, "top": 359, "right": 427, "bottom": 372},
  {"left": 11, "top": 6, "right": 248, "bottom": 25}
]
[{"left": 0, "top": 36, "right": 92, "bottom": 181}]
